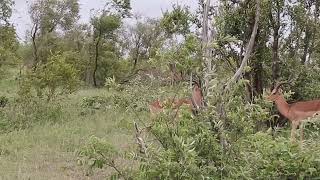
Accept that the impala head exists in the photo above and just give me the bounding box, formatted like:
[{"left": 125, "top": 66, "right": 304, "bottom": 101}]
[{"left": 267, "top": 81, "right": 286, "bottom": 101}]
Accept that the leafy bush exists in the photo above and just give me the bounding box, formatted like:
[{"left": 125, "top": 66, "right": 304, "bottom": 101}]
[
  {"left": 77, "top": 79, "right": 320, "bottom": 179},
  {"left": 22, "top": 52, "right": 80, "bottom": 101},
  {"left": 105, "top": 76, "right": 122, "bottom": 91},
  {"left": 228, "top": 133, "right": 320, "bottom": 179},
  {"left": 77, "top": 136, "right": 118, "bottom": 169},
  {"left": 76, "top": 135, "right": 129, "bottom": 178},
  {"left": 81, "top": 96, "right": 111, "bottom": 109}
]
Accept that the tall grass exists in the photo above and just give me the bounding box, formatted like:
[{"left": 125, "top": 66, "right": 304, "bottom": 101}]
[{"left": 0, "top": 87, "right": 137, "bottom": 179}]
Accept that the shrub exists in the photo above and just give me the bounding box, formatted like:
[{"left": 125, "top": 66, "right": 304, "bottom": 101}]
[
  {"left": 21, "top": 52, "right": 80, "bottom": 101},
  {"left": 76, "top": 136, "right": 128, "bottom": 178},
  {"left": 228, "top": 132, "right": 320, "bottom": 179},
  {"left": 81, "top": 96, "right": 111, "bottom": 109}
]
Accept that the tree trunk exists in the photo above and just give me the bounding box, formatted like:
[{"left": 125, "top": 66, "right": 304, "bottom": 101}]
[
  {"left": 272, "top": 27, "right": 280, "bottom": 81},
  {"left": 31, "top": 23, "right": 39, "bottom": 71},
  {"left": 301, "top": 26, "right": 311, "bottom": 65},
  {"left": 93, "top": 17, "right": 104, "bottom": 88},
  {"left": 132, "top": 43, "right": 141, "bottom": 72},
  {"left": 270, "top": 0, "right": 281, "bottom": 84},
  {"left": 202, "top": 0, "right": 212, "bottom": 96},
  {"left": 253, "top": 32, "right": 264, "bottom": 96},
  {"left": 93, "top": 36, "right": 101, "bottom": 87}
]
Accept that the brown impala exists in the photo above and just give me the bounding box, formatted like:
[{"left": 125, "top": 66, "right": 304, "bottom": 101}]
[
  {"left": 267, "top": 82, "right": 320, "bottom": 142},
  {"left": 149, "top": 81, "right": 204, "bottom": 119}
]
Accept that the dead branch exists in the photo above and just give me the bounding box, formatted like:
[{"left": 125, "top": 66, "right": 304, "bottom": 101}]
[
  {"left": 224, "top": 0, "right": 260, "bottom": 90},
  {"left": 134, "top": 122, "right": 148, "bottom": 155}
]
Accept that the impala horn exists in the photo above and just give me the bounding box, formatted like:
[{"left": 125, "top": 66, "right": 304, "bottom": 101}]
[{"left": 273, "top": 75, "right": 296, "bottom": 91}]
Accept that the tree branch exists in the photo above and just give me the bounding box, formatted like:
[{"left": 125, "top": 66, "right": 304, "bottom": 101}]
[{"left": 224, "top": 0, "right": 260, "bottom": 90}]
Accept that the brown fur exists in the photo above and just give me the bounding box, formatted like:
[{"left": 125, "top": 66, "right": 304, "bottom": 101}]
[
  {"left": 149, "top": 83, "right": 204, "bottom": 118},
  {"left": 267, "top": 88, "right": 320, "bottom": 142}
]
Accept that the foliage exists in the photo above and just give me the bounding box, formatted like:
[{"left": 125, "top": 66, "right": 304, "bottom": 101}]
[
  {"left": 0, "top": 0, "right": 14, "bottom": 24},
  {"left": 95, "top": 49, "right": 130, "bottom": 84},
  {"left": 81, "top": 96, "right": 111, "bottom": 109},
  {"left": 137, "top": 113, "right": 222, "bottom": 179},
  {"left": 110, "top": 0, "right": 131, "bottom": 18},
  {"left": 121, "top": 18, "right": 165, "bottom": 70},
  {"left": 91, "top": 15, "right": 121, "bottom": 37},
  {"left": 29, "top": 0, "right": 79, "bottom": 33},
  {"left": 154, "top": 34, "right": 202, "bottom": 75},
  {"left": 161, "top": 4, "right": 193, "bottom": 37},
  {"left": 3, "top": 0, "right": 320, "bottom": 179},
  {"left": 19, "top": 52, "right": 80, "bottom": 101},
  {"left": 0, "top": 97, "right": 62, "bottom": 133},
  {"left": 229, "top": 133, "right": 320, "bottom": 179},
  {"left": 91, "top": 13, "right": 123, "bottom": 86},
  {"left": 0, "top": 0, "right": 18, "bottom": 73},
  {"left": 105, "top": 76, "right": 122, "bottom": 91},
  {"left": 76, "top": 136, "right": 118, "bottom": 175}
]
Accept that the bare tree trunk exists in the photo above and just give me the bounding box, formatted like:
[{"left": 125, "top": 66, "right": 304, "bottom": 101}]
[{"left": 202, "top": 0, "right": 212, "bottom": 95}]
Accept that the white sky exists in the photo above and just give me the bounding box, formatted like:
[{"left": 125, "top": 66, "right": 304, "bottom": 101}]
[{"left": 11, "top": 0, "right": 197, "bottom": 40}]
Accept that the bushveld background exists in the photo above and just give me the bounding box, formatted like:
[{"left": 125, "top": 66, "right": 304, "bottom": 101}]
[{"left": 1, "top": 0, "right": 320, "bottom": 179}]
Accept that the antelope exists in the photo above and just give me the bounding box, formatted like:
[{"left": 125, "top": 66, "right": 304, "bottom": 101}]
[
  {"left": 267, "top": 82, "right": 320, "bottom": 142},
  {"left": 149, "top": 81, "right": 204, "bottom": 119}
]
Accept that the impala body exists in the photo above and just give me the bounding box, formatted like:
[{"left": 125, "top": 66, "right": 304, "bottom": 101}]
[
  {"left": 149, "top": 98, "right": 192, "bottom": 114},
  {"left": 267, "top": 83, "right": 320, "bottom": 141},
  {"left": 149, "top": 82, "right": 204, "bottom": 118}
]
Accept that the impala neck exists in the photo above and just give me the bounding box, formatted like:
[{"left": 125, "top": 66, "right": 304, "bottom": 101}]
[
  {"left": 191, "top": 86, "right": 203, "bottom": 109},
  {"left": 274, "top": 95, "right": 290, "bottom": 118}
]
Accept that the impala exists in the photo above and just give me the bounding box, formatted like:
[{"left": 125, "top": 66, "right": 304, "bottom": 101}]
[
  {"left": 267, "top": 82, "right": 320, "bottom": 142},
  {"left": 149, "top": 81, "right": 204, "bottom": 118}
]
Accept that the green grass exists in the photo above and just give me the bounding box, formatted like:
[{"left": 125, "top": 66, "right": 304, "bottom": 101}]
[
  {"left": 0, "top": 86, "right": 138, "bottom": 179},
  {"left": 0, "top": 67, "right": 188, "bottom": 179}
]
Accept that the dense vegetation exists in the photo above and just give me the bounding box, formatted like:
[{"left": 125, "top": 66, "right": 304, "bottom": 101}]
[{"left": 1, "top": 0, "right": 320, "bottom": 179}]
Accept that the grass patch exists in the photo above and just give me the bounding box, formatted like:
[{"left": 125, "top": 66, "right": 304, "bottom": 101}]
[{"left": 0, "top": 88, "right": 138, "bottom": 179}]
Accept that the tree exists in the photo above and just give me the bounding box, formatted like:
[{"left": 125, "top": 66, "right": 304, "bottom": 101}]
[
  {"left": 121, "top": 17, "right": 165, "bottom": 71},
  {"left": 91, "top": 14, "right": 121, "bottom": 87},
  {"left": 201, "top": 0, "right": 212, "bottom": 95},
  {"left": 160, "top": 4, "right": 193, "bottom": 38},
  {"left": 29, "top": 0, "right": 80, "bottom": 70},
  {"left": 0, "top": 0, "right": 14, "bottom": 25},
  {"left": 91, "top": 0, "right": 131, "bottom": 87},
  {"left": 0, "top": 0, "right": 18, "bottom": 69},
  {"left": 269, "top": 0, "right": 284, "bottom": 82},
  {"left": 29, "top": 0, "right": 79, "bottom": 34}
]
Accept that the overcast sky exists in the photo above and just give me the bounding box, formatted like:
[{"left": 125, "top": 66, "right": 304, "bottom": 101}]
[{"left": 11, "top": 0, "right": 196, "bottom": 40}]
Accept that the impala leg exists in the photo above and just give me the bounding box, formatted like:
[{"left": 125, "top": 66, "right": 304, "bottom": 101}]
[
  {"left": 299, "top": 122, "right": 304, "bottom": 143},
  {"left": 291, "top": 122, "right": 298, "bottom": 143}
]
